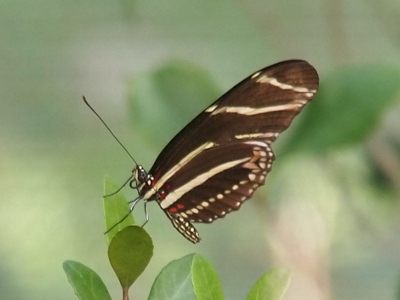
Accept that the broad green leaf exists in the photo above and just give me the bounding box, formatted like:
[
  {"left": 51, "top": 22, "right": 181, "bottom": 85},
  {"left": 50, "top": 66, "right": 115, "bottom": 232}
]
[
  {"left": 63, "top": 260, "right": 111, "bottom": 300},
  {"left": 282, "top": 64, "right": 400, "bottom": 155},
  {"left": 103, "top": 176, "right": 134, "bottom": 244},
  {"left": 192, "top": 254, "right": 224, "bottom": 300},
  {"left": 108, "top": 226, "right": 153, "bottom": 288},
  {"left": 148, "top": 253, "right": 197, "bottom": 300},
  {"left": 129, "top": 61, "right": 221, "bottom": 149},
  {"left": 246, "top": 268, "right": 291, "bottom": 300}
]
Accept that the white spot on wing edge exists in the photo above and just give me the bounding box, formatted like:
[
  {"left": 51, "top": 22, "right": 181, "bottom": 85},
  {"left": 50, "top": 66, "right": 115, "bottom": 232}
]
[
  {"left": 305, "top": 92, "right": 315, "bottom": 98},
  {"left": 248, "top": 173, "right": 256, "bottom": 181}
]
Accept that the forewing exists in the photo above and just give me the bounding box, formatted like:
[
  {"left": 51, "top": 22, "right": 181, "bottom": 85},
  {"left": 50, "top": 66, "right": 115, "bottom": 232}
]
[{"left": 149, "top": 60, "right": 318, "bottom": 179}]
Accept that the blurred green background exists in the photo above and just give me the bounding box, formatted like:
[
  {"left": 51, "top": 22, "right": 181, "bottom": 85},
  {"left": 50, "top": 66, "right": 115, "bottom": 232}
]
[{"left": 1, "top": 0, "right": 400, "bottom": 299}]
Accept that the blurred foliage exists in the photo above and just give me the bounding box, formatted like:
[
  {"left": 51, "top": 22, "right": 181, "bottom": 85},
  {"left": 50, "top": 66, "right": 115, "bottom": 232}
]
[
  {"left": 63, "top": 261, "right": 112, "bottom": 300},
  {"left": 65, "top": 204, "right": 289, "bottom": 300},
  {"left": 246, "top": 268, "right": 291, "bottom": 300},
  {"left": 129, "top": 61, "right": 221, "bottom": 148},
  {"left": 1, "top": 0, "right": 400, "bottom": 300},
  {"left": 284, "top": 64, "right": 400, "bottom": 154}
]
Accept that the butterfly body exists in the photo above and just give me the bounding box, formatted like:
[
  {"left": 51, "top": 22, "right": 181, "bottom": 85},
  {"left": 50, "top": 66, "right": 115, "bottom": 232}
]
[{"left": 131, "top": 60, "right": 319, "bottom": 243}]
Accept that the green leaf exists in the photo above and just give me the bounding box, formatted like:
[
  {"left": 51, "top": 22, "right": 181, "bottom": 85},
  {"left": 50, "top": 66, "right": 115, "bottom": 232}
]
[
  {"left": 148, "top": 253, "right": 197, "bottom": 300},
  {"left": 63, "top": 260, "right": 112, "bottom": 300},
  {"left": 108, "top": 226, "right": 153, "bottom": 289},
  {"left": 103, "top": 176, "right": 135, "bottom": 244},
  {"left": 129, "top": 60, "right": 221, "bottom": 149},
  {"left": 282, "top": 64, "right": 400, "bottom": 155},
  {"left": 246, "top": 268, "right": 291, "bottom": 300},
  {"left": 192, "top": 254, "right": 224, "bottom": 300}
]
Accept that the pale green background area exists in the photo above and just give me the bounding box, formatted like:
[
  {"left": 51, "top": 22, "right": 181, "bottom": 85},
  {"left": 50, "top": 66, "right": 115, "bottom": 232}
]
[{"left": 1, "top": 1, "right": 400, "bottom": 300}]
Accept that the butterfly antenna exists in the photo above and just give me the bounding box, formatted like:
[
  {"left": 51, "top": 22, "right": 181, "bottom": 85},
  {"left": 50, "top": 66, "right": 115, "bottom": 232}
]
[
  {"left": 104, "top": 175, "right": 133, "bottom": 197},
  {"left": 83, "top": 96, "right": 138, "bottom": 166}
]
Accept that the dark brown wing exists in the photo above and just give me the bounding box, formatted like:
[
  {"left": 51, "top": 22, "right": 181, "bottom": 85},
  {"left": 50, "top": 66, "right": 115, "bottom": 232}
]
[
  {"left": 144, "top": 60, "right": 319, "bottom": 243},
  {"left": 149, "top": 60, "right": 318, "bottom": 180}
]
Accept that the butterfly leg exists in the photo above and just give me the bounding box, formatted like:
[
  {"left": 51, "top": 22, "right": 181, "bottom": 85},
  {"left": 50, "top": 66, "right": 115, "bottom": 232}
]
[
  {"left": 104, "top": 196, "right": 142, "bottom": 234},
  {"left": 141, "top": 200, "right": 149, "bottom": 228}
]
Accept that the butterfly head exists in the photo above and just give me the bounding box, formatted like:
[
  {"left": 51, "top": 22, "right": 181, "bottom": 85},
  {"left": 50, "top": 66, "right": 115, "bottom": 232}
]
[{"left": 132, "top": 165, "right": 156, "bottom": 195}]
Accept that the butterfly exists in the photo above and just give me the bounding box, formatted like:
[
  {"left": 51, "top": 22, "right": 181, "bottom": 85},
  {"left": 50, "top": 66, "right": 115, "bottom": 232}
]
[{"left": 88, "top": 60, "right": 319, "bottom": 243}]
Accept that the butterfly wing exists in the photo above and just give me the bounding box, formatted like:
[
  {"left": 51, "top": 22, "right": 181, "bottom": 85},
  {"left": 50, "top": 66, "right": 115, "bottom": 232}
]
[{"left": 142, "top": 60, "right": 319, "bottom": 243}]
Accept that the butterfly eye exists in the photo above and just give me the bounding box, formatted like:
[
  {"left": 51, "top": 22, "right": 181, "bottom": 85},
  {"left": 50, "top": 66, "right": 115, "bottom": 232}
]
[{"left": 134, "top": 165, "right": 148, "bottom": 184}]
